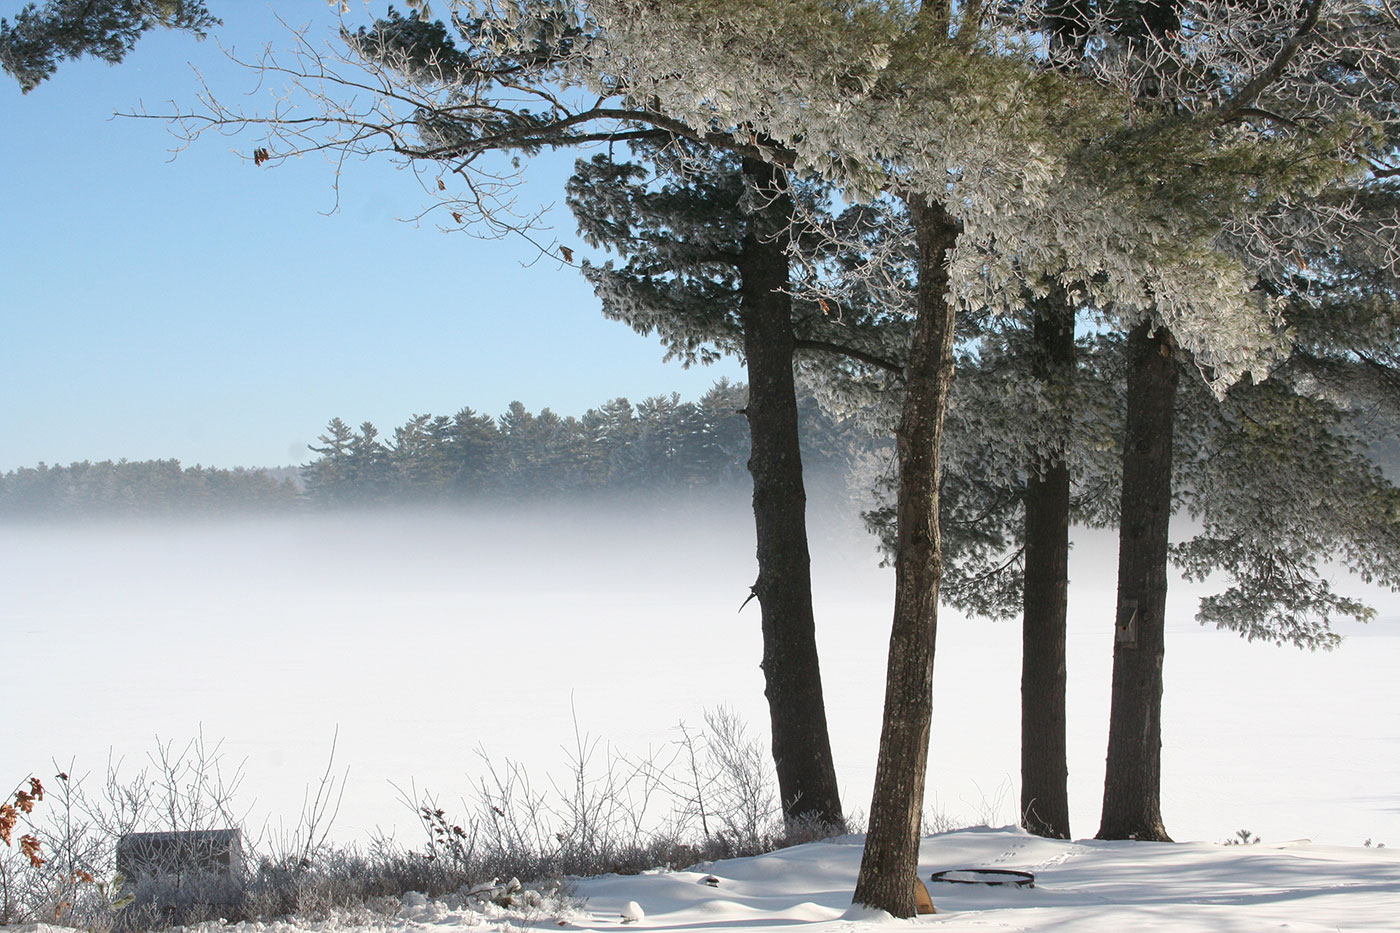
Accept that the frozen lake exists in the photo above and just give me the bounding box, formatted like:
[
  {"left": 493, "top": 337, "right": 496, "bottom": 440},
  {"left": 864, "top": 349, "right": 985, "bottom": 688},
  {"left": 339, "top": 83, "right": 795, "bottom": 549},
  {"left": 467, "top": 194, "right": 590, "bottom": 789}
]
[{"left": 2, "top": 496, "right": 1396, "bottom": 849}]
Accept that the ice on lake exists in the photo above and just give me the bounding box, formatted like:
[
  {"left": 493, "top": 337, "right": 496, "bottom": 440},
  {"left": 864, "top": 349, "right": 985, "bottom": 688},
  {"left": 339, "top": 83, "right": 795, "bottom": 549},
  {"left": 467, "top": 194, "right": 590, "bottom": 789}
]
[{"left": 2, "top": 494, "right": 1396, "bottom": 847}]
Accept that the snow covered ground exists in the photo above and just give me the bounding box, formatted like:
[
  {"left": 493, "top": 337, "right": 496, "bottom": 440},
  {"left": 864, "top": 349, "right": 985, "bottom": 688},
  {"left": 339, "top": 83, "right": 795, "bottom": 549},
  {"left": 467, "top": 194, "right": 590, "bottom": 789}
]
[
  {"left": 2, "top": 496, "right": 1397, "bottom": 851},
  {"left": 566, "top": 828, "right": 1400, "bottom": 932},
  {"left": 45, "top": 827, "right": 1391, "bottom": 933}
]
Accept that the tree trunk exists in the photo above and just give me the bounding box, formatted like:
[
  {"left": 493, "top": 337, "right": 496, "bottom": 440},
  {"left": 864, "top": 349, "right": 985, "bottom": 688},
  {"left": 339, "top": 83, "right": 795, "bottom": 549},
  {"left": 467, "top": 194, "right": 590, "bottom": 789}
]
[
  {"left": 1020, "top": 298, "right": 1075, "bottom": 840},
  {"left": 1097, "top": 321, "right": 1177, "bottom": 842},
  {"left": 852, "top": 196, "right": 960, "bottom": 916},
  {"left": 736, "top": 156, "right": 843, "bottom": 828}
]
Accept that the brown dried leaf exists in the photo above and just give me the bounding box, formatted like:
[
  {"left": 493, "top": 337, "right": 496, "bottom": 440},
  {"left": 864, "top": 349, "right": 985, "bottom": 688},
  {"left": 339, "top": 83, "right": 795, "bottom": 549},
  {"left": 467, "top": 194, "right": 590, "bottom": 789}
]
[{"left": 20, "top": 834, "right": 43, "bottom": 867}]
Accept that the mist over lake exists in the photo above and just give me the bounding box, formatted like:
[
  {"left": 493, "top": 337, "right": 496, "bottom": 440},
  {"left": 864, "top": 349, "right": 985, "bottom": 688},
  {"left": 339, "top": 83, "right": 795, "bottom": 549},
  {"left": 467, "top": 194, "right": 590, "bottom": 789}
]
[{"left": 3, "top": 494, "right": 1396, "bottom": 848}]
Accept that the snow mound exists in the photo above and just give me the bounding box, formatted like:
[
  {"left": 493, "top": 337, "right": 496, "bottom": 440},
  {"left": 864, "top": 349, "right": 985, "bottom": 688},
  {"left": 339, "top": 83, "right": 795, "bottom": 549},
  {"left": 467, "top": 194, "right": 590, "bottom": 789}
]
[{"left": 571, "top": 828, "right": 1400, "bottom": 931}]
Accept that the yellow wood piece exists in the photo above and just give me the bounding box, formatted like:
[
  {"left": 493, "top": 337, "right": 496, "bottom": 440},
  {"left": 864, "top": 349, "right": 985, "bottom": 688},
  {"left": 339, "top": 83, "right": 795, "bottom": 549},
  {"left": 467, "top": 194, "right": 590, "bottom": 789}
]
[{"left": 914, "top": 879, "right": 936, "bottom": 915}]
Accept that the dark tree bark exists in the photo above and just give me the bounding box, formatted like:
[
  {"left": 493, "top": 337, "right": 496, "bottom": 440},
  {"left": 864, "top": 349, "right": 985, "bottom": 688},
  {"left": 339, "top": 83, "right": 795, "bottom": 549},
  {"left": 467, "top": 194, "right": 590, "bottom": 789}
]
[
  {"left": 1097, "top": 321, "right": 1177, "bottom": 842},
  {"left": 1020, "top": 298, "right": 1075, "bottom": 840},
  {"left": 736, "top": 156, "right": 843, "bottom": 828},
  {"left": 852, "top": 196, "right": 960, "bottom": 917}
]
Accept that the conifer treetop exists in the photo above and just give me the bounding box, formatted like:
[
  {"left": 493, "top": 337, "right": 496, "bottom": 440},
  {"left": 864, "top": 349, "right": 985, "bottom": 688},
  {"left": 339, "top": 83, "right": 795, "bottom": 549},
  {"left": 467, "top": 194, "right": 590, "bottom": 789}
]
[{"left": 582, "top": 0, "right": 1400, "bottom": 389}]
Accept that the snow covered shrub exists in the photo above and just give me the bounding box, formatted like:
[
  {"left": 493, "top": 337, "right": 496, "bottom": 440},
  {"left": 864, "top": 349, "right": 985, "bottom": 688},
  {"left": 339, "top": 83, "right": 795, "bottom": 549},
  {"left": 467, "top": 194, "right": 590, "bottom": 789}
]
[
  {"left": 400, "top": 707, "right": 826, "bottom": 884},
  {"left": 414, "top": 740, "right": 691, "bottom": 880},
  {"left": 0, "top": 775, "right": 50, "bottom": 922},
  {"left": 0, "top": 777, "right": 45, "bottom": 866},
  {"left": 922, "top": 808, "right": 962, "bottom": 836},
  {"left": 0, "top": 771, "right": 134, "bottom": 930},
  {"left": 4, "top": 712, "right": 821, "bottom": 931},
  {"left": 0, "top": 739, "right": 268, "bottom": 931},
  {"left": 241, "top": 841, "right": 472, "bottom": 921},
  {"left": 672, "top": 707, "right": 783, "bottom": 856}
]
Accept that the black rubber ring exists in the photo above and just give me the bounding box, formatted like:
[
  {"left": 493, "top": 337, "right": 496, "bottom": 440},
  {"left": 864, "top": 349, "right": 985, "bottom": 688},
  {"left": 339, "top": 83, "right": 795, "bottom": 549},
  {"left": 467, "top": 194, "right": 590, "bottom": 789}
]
[{"left": 929, "top": 868, "right": 1036, "bottom": 888}]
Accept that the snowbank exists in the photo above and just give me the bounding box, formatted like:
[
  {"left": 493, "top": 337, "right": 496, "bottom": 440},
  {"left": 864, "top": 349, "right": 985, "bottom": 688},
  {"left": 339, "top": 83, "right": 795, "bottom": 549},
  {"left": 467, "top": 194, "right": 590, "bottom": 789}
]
[{"left": 173, "top": 828, "right": 1399, "bottom": 933}]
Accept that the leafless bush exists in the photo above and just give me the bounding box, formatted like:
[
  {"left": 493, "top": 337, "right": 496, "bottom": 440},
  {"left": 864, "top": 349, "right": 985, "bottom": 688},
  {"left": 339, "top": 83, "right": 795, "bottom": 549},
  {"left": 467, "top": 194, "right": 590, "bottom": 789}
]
[
  {"left": 922, "top": 807, "right": 963, "bottom": 836},
  {"left": 0, "top": 735, "right": 262, "bottom": 931},
  {"left": 401, "top": 704, "right": 839, "bottom": 882},
  {"left": 265, "top": 729, "right": 347, "bottom": 871},
  {"left": 1, "top": 774, "right": 58, "bottom": 924},
  {"left": 657, "top": 706, "right": 791, "bottom": 858},
  {"left": 700, "top": 707, "right": 779, "bottom": 850},
  {"left": 2, "top": 708, "right": 836, "bottom": 931}
]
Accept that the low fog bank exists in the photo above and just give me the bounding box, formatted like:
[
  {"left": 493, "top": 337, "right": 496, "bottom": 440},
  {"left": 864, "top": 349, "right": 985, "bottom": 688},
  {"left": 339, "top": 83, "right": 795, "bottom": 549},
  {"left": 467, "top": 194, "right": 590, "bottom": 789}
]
[
  {"left": 0, "top": 490, "right": 877, "bottom": 845},
  {"left": 2, "top": 494, "right": 1396, "bottom": 852}
]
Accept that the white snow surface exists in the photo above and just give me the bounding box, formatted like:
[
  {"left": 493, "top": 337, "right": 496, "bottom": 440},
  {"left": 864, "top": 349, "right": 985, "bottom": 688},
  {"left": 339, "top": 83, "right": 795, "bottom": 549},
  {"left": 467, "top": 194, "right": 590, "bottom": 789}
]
[
  {"left": 2, "top": 499, "right": 1397, "bottom": 847},
  {"left": 158, "top": 828, "right": 1398, "bottom": 933}
]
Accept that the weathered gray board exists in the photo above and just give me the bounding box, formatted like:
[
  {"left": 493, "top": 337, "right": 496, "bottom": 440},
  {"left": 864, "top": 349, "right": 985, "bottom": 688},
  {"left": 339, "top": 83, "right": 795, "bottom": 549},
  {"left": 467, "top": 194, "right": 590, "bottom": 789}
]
[{"left": 115, "top": 829, "right": 243, "bottom": 907}]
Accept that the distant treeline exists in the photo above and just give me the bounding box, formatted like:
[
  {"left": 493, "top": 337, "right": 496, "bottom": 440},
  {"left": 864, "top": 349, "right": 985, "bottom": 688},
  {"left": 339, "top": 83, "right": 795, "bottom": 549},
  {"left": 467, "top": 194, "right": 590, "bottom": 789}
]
[
  {"left": 0, "top": 460, "right": 301, "bottom": 517},
  {"left": 0, "top": 381, "right": 880, "bottom": 517},
  {"left": 302, "top": 379, "right": 873, "bottom": 504}
]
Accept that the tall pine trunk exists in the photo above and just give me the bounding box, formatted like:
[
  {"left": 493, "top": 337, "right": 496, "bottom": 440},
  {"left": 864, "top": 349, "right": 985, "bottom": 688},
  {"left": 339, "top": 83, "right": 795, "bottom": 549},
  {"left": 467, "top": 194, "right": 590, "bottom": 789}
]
[
  {"left": 1097, "top": 321, "right": 1177, "bottom": 842},
  {"left": 1020, "top": 299, "right": 1075, "bottom": 839},
  {"left": 852, "top": 196, "right": 960, "bottom": 916},
  {"left": 736, "top": 157, "right": 843, "bottom": 828}
]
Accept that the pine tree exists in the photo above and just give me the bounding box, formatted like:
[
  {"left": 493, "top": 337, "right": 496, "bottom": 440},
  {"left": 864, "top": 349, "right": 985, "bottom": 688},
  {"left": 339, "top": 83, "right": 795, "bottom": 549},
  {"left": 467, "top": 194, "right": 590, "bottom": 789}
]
[
  {"left": 347, "top": 422, "right": 391, "bottom": 504},
  {"left": 159, "top": 0, "right": 1400, "bottom": 911},
  {"left": 570, "top": 141, "right": 900, "bottom": 827},
  {"left": 697, "top": 378, "right": 752, "bottom": 484},
  {"left": 534, "top": 408, "right": 592, "bottom": 492},
  {"left": 588, "top": 397, "right": 641, "bottom": 488},
  {"left": 496, "top": 401, "right": 539, "bottom": 494},
  {"left": 584, "top": 0, "right": 1398, "bottom": 910},
  {"left": 1170, "top": 176, "right": 1400, "bottom": 648},
  {"left": 446, "top": 407, "right": 501, "bottom": 495},
  {"left": 2, "top": 0, "right": 218, "bottom": 92},
  {"left": 161, "top": 0, "right": 893, "bottom": 832},
  {"left": 390, "top": 413, "right": 456, "bottom": 500},
  {"left": 304, "top": 417, "right": 357, "bottom": 506}
]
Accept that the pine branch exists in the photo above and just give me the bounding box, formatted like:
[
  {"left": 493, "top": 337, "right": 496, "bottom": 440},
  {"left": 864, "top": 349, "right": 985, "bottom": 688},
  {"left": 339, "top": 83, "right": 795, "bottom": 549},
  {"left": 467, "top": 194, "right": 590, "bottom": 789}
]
[
  {"left": 1212, "top": 0, "right": 1325, "bottom": 126},
  {"left": 793, "top": 338, "right": 903, "bottom": 376}
]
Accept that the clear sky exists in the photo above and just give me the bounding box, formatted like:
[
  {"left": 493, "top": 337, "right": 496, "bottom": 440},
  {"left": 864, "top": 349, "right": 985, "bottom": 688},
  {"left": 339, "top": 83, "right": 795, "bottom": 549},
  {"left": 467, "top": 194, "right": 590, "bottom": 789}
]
[{"left": 0, "top": 2, "right": 742, "bottom": 471}]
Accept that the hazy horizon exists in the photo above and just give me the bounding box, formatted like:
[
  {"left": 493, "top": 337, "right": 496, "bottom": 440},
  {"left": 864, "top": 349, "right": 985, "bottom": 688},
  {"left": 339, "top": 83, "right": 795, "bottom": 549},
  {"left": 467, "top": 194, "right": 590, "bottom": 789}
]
[{"left": 4, "top": 494, "right": 1395, "bottom": 851}]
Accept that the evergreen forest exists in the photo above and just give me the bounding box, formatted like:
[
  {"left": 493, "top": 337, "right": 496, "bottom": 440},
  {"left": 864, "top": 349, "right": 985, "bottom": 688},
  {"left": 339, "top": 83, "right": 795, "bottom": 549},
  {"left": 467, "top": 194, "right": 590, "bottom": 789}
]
[{"left": 0, "top": 380, "right": 879, "bottom": 517}]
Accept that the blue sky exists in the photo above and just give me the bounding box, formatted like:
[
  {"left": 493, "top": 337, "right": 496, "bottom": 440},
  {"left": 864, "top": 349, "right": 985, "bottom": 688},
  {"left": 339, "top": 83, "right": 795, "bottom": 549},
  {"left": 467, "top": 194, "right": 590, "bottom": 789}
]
[{"left": 0, "top": 3, "right": 742, "bottom": 471}]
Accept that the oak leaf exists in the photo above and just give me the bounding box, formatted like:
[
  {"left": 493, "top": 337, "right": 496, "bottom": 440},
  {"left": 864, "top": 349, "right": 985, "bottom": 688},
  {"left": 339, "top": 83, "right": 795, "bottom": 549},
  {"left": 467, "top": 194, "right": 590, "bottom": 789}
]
[{"left": 20, "top": 834, "right": 43, "bottom": 867}]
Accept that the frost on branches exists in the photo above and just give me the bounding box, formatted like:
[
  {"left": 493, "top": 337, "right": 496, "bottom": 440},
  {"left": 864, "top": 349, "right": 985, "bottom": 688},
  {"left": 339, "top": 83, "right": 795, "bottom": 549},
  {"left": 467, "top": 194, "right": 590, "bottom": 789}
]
[
  {"left": 576, "top": 0, "right": 1400, "bottom": 909},
  {"left": 584, "top": 0, "right": 1399, "bottom": 390}
]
